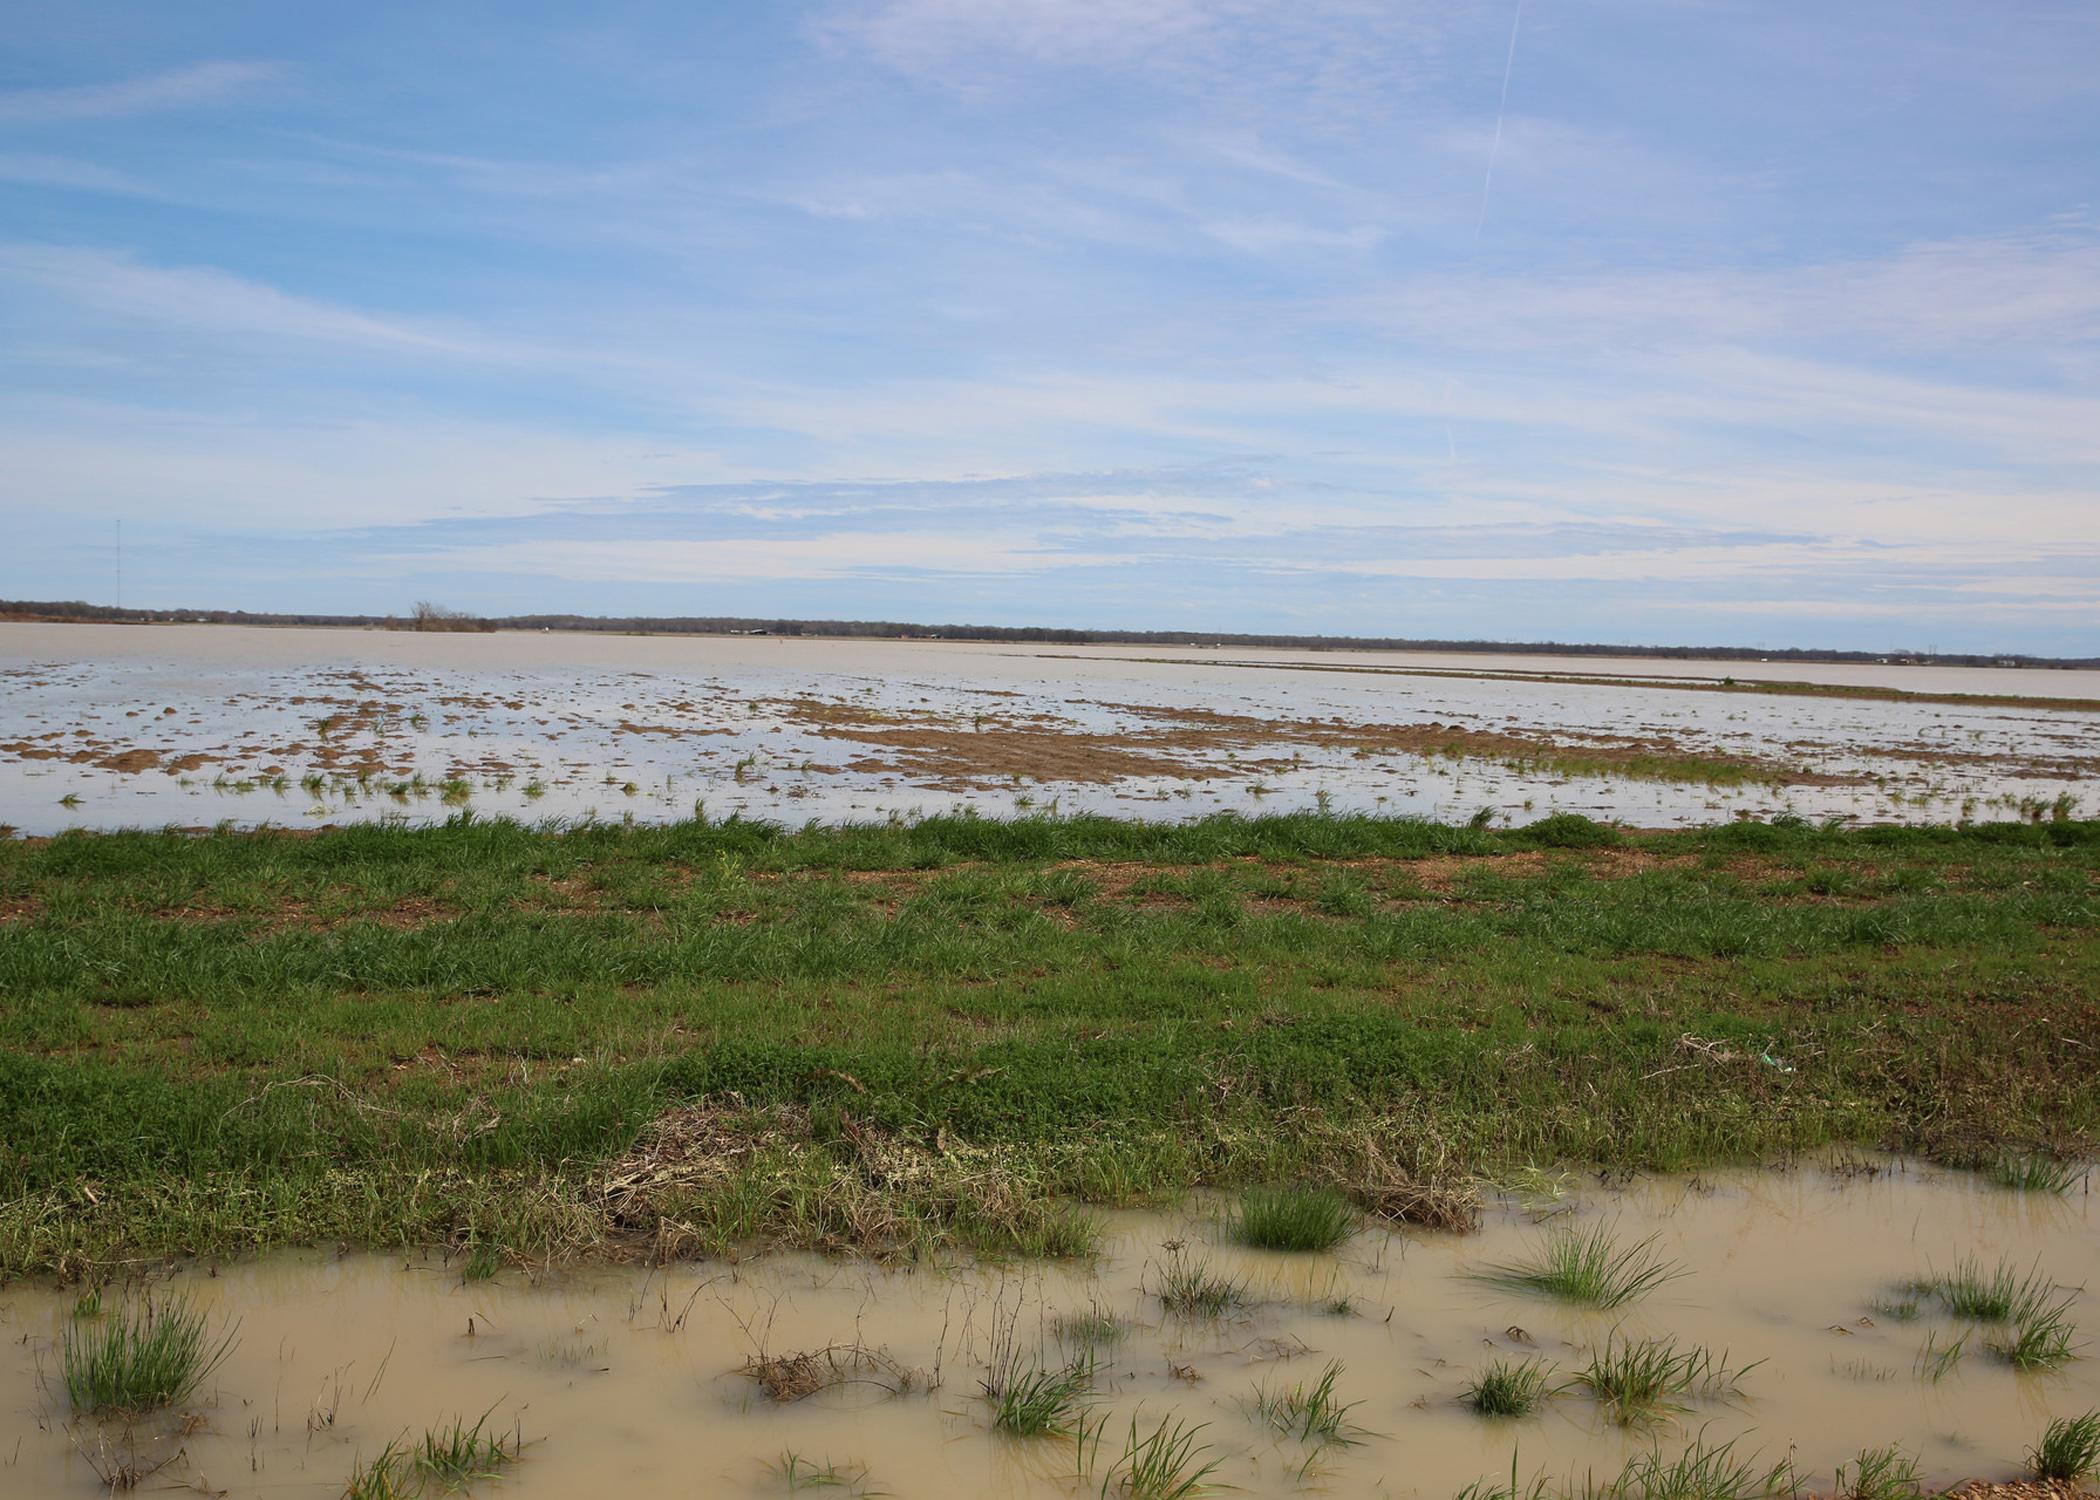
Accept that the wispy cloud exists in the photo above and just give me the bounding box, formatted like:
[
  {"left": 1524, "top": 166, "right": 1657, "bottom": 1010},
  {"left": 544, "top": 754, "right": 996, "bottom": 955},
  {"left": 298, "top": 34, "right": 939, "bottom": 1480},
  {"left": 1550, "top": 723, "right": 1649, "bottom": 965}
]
[
  {"left": 815, "top": 0, "right": 1472, "bottom": 127},
  {"left": 0, "top": 61, "right": 279, "bottom": 124},
  {"left": 0, "top": 152, "right": 163, "bottom": 198},
  {"left": 0, "top": 244, "right": 526, "bottom": 361}
]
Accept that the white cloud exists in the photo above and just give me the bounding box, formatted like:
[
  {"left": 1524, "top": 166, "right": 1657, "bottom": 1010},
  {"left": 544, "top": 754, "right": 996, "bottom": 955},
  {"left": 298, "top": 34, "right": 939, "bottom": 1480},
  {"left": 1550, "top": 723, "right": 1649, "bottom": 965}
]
[
  {"left": 1201, "top": 219, "right": 1384, "bottom": 255},
  {"left": 0, "top": 62, "right": 278, "bottom": 124},
  {"left": 0, "top": 152, "right": 162, "bottom": 197},
  {"left": 0, "top": 243, "right": 476, "bottom": 354},
  {"left": 0, "top": 404, "right": 732, "bottom": 530},
  {"left": 404, "top": 532, "right": 1128, "bottom": 583},
  {"left": 816, "top": 0, "right": 1470, "bottom": 127}
]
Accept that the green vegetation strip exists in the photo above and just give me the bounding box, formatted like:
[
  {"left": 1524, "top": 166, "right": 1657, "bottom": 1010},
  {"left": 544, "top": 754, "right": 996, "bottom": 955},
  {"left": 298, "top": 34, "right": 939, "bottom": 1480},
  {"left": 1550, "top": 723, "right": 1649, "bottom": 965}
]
[{"left": 1, "top": 812, "right": 2096, "bottom": 1278}]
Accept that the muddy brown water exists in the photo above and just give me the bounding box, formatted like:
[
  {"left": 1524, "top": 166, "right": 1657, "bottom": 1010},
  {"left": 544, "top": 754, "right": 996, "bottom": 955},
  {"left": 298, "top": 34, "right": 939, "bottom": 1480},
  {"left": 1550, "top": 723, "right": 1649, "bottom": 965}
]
[{"left": 1, "top": 1162, "right": 2093, "bottom": 1498}]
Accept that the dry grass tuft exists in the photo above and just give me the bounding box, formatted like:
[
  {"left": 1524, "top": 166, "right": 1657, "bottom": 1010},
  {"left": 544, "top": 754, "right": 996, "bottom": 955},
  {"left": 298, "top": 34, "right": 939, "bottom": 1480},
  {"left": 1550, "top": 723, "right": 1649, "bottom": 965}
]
[
  {"left": 739, "top": 1343, "right": 929, "bottom": 1402},
  {"left": 599, "top": 1101, "right": 811, "bottom": 1222}
]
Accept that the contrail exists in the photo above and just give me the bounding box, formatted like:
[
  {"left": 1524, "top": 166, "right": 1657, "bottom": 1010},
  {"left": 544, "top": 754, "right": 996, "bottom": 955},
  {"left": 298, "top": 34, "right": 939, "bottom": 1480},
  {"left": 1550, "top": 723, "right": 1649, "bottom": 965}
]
[{"left": 1474, "top": 0, "right": 1525, "bottom": 239}]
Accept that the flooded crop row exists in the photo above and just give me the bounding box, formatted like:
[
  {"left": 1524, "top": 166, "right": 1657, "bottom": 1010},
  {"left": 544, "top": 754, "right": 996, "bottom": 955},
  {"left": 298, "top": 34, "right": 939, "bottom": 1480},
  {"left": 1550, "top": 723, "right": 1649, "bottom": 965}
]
[
  {"left": 2, "top": 625, "right": 2094, "bottom": 836},
  {"left": 2, "top": 1162, "right": 2093, "bottom": 1498}
]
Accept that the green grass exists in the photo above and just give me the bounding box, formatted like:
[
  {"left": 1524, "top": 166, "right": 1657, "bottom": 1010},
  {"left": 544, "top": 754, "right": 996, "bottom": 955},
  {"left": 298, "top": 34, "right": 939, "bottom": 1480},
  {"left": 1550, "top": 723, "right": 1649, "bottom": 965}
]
[
  {"left": 1573, "top": 1335, "right": 1756, "bottom": 1426},
  {"left": 1246, "top": 1359, "right": 1362, "bottom": 1446},
  {"left": 412, "top": 1410, "right": 521, "bottom": 1489},
  {"left": 1831, "top": 1445, "right": 1931, "bottom": 1500},
  {"left": 345, "top": 1440, "right": 417, "bottom": 1500},
  {"left": 1094, "top": 1413, "right": 1221, "bottom": 1499},
  {"left": 1591, "top": 1438, "right": 1795, "bottom": 1500},
  {"left": 983, "top": 1353, "right": 1094, "bottom": 1437},
  {"left": 768, "top": 1451, "right": 883, "bottom": 1495},
  {"left": 59, "top": 1292, "right": 236, "bottom": 1415},
  {"left": 1233, "top": 1186, "right": 1355, "bottom": 1252},
  {"left": 1913, "top": 1257, "right": 2045, "bottom": 1322},
  {"left": 1466, "top": 1356, "right": 1557, "bottom": 1417},
  {"left": 1456, "top": 1437, "right": 1794, "bottom": 1500},
  {"left": 2029, "top": 1411, "right": 2100, "bottom": 1482},
  {"left": 1054, "top": 1304, "right": 1128, "bottom": 1355},
  {"left": 1987, "top": 1154, "right": 2086, "bottom": 1193},
  {"left": 1989, "top": 1285, "right": 2079, "bottom": 1370},
  {"left": 1476, "top": 1227, "right": 1687, "bottom": 1309},
  {"left": 1913, "top": 1330, "right": 1965, "bottom": 1383},
  {"left": 1154, "top": 1249, "right": 1244, "bottom": 1318},
  {"left": 0, "top": 813, "right": 2096, "bottom": 1274}
]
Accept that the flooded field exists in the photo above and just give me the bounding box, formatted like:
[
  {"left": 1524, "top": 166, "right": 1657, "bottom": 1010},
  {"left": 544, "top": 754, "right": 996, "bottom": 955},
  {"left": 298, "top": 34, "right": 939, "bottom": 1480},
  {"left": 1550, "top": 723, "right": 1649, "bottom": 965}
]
[
  {"left": 1, "top": 1162, "right": 2092, "bottom": 1498},
  {"left": 2, "top": 625, "right": 2094, "bottom": 837}
]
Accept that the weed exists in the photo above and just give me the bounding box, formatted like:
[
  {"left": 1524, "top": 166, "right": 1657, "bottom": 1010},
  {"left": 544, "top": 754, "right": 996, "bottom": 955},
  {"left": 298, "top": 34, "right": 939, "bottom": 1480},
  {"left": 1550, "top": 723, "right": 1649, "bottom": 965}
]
[
  {"left": 1467, "top": 1357, "right": 1557, "bottom": 1417},
  {"left": 1831, "top": 1445, "right": 1929, "bottom": 1500},
  {"left": 1573, "top": 1335, "right": 1756, "bottom": 1426},
  {"left": 1456, "top": 1450, "right": 1553, "bottom": 1500},
  {"left": 61, "top": 1292, "right": 237, "bottom": 1415},
  {"left": 413, "top": 1409, "right": 520, "bottom": 1488},
  {"left": 1915, "top": 1257, "right": 2045, "bottom": 1322},
  {"left": 1867, "top": 1295, "right": 1921, "bottom": 1323},
  {"left": 1588, "top": 1440, "right": 1790, "bottom": 1500},
  {"left": 460, "top": 1240, "right": 502, "bottom": 1283},
  {"left": 1248, "top": 1359, "right": 1362, "bottom": 1446},
  {"left": 1154, "top": 1248, "right": 1244, "bottom": 1318},
  {"left": 1099, "top": 1413, "right": 1221, "bottom": 1499},
  {"left": 1988, "top": 1155, "right": 2086, "bottom": 1194},
  {"left": 1914, "top": 1331, "right": 1965, "bottom": 1383},
  {"left": 983, "top": 1318, "right": 1093, "bottom": 1438},
  {"left": 344, "top": 1440, "right": 416, "bottom": 1500},
  {"left": 1476, "top": 1227, "right": 1687, "bottom": 1309},
  {"left": 1234, "top": 1186, "right": 1355, "bottom": 1252},
  {"left": 2029, "top": 1411, "right": 2100, "bottom": 1482},
  {"left": 1989, "top": 1285, "right": 2079, "bottom": 1370},
  {"left": 1054, "top": 1304, "right": 1128, "bottom": 1356},
  {"left": 769, "top": 1451, "right": 884, "bottom": 1495}
]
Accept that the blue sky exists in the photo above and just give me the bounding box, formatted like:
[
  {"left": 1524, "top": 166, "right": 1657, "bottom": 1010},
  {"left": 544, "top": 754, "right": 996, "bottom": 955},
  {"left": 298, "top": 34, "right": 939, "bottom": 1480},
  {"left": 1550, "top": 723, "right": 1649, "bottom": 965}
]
[{"left": 2, "top": 2, "right": 2096, "bottom": 652}]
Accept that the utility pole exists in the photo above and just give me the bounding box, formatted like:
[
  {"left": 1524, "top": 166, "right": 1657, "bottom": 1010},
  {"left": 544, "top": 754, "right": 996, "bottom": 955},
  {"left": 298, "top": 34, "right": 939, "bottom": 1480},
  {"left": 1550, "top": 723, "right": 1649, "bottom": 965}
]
[{"left": 115, "top": 519, "right": 123, "bottom": 612}]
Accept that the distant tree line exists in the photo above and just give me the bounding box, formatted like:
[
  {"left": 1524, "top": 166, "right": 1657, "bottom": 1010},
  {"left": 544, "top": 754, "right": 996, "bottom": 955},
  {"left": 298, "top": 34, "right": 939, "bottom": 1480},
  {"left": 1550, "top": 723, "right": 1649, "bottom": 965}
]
[{"left": 3, "top": 598, "right": 2092, "bottom": 670}]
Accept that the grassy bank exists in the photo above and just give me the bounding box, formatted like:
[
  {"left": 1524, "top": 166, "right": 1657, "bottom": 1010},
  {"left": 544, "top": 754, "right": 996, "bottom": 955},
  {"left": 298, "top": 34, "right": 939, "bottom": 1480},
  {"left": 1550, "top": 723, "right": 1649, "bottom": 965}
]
[{"left": 1, "top": 812, "right": 2095, "bottom": 1279}]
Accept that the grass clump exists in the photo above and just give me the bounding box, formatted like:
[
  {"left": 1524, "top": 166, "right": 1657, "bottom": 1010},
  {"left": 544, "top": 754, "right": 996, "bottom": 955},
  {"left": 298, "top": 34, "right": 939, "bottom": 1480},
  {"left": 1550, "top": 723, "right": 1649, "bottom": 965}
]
[
  {"left": 1233, "top": 1186, "right": 1355, "bottom": 1252},
  {"left": 1989, "top": 1285, "right": 2079, "bottom": 1370},
  {"left": 1913, "top": 1256, "right": 2080, "bottom": 1368},
  {"left": 2029, "top": 1411, "right": 2100, "bottom": 1483},
  {"left": 1455, "top": 1437, "right": 1792, "bottom": 1500},
  {"left": 344, "top": 1440, "right": 417, "bottom": 1500},
  {"left": 1465, "top": 1356, "right": 1557, "bottom": 1417},
  {"left": 413, "top": 1410, "right": 521, "bottom": 1488},
  {"left": 60, "top": 1292, "right": 236, "bottom": 1415},
  {"left": 1913, "top": 1330, "right": 1965, "bottom": 1383},
  {"left": 1585, "top": 1437, "right": 1793, "bottom": 1500},
  {"left": 1988, "top": 1155, "right": 2086, "bottom": 1194},
  {"left": 1247, "top": 1359, "right": 1362, "bottom": 1446},
  {"left": 1476, "top": 1226, "right": 1686, "bottom": 1309},
  {"left": 1054, "top": 1303, "right": 1128, "bottom": 1356},
  {"left": 1830, "top": 1445, "right": 1930, "bottom": 1500},
  {"left": 768, "top": 1451, "right": 883, "bottom": 1495},
  {"left": 1091, "top": 1413, "right": 1221, "bottom": 1499},
  {"left": 1573, "top": 1335, "right": 1756, "bottom": 1426},
  {"left": 1916, "top": 1256, "right": 2043, "bottom": 1322},
  {"left": 983, "top": 1354, "right": 1094, "bottom": 1437},
  {"left": 1153, "top": 1248, "right": 1244, "bottom": 1318}
]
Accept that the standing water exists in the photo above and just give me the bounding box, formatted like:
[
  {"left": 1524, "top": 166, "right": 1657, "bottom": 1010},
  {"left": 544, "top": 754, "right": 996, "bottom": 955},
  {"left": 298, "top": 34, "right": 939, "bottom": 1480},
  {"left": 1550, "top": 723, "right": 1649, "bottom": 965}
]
[{"left": 3, "top": 1161, "right": 2094, "bottom": 1498}]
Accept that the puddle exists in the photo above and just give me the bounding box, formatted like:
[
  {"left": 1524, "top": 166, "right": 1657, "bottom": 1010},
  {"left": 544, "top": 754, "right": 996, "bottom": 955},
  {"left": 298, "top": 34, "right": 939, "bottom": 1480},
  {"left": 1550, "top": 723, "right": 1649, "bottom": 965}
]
[
  {"left": 3, "top": 625, "right": 2095, "bottom": 836},
  {"left": 2, "top": 1162, "right": 2093, "bottom": 1497}
]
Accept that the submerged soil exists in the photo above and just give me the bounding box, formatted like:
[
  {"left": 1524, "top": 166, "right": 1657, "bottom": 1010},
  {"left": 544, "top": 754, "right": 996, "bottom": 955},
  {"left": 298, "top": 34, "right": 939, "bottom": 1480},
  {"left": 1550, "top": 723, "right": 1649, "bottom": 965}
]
[{"left": 2, "top": 1162, "right": 2094, "bottom": 1499}]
